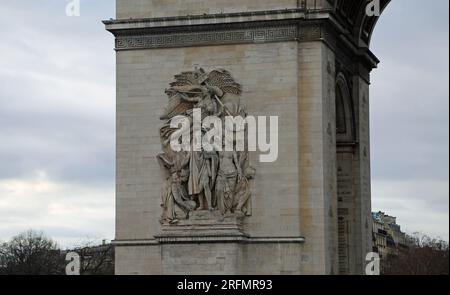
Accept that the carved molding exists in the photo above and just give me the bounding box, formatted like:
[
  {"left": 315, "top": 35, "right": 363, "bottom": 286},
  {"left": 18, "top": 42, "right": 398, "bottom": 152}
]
[
  {"left": 155, "top": 235, "right": 248, "bottom": 244},
  {"left": 105, "top": 6, "right": 388, "bottom": 72},
  {"left": 155, "top": 236, "right": 306, "bottom": 245},
  {"left": 111, "top": 22, "right": 334, "bottom": 51},
  {"left": 104, "top": 8, "right": 311, "bottom": 29},
  {"left": 111, "top": 237, "right": 306, "bottom": 246},
  {"left": 108, "top": 22, "right": 376, "bottom": 72},
  {"left": 115, "top": 25, "right": 299, "bottom": 50}
]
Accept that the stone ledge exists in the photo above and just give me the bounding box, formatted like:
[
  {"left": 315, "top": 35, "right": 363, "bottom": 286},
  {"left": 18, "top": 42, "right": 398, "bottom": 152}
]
[
  {"left": 155, "top": 235, "right": 248, "bottom": 244},
  {"left": 156, "top": 210, "right": 247, "bottom": 244},
  {"left": 113, "top": 236, "right": 306, "bottom": 246},
  {"left": 113, "top": 211, "right": 306, "bottom": 246},
  {"left": 112, "top": 239, "right": 160, "bottom": 246},
  {"left": 155, "top": 236, "right": 306, "bottom": 244},
  {"left": 103, "top": 8, "right": 330, "bottom": 31},
  {"left": 247, "top": 237, "right": 306, "bottom": 244},
  {"left": 103, "top": 13, "right": 378, "bottom": 72}
]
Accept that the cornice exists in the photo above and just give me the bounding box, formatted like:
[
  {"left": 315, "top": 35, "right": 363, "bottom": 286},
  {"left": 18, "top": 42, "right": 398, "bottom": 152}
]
[
  {"left": 103, "top": 8, "right": 328, "bottom": 30},
  {"left": 104, "top": 9, "right": 379, "bottom": 71}
]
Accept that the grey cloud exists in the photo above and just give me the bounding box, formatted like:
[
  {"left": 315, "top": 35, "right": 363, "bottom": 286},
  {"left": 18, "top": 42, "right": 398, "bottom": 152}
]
[
  {"left": 0, "top": 0, "right": 448, "bottom": 244},
  {"left": 370, "top": 0, "right": 449, "bottom": 182},
  {"left": 369, "top": 0, "right": 449, "bottom": 239},
  {"left": 0, "top": 0, "right": 116, "bottom": 184},
  {"left": 0, "top": 0, "right": 116, "bottom": 246}
]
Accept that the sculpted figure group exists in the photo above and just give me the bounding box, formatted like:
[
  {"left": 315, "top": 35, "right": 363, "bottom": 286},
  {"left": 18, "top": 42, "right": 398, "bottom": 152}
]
[{"left": 157, "top": 68, "right": 255, "bottom": 224}]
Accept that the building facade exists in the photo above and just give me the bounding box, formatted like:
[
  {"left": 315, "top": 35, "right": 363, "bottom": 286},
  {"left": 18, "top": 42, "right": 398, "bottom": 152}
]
[
  {"left": 372, "top": 211, "right": 409, "bottom": 261},
  {"left": 105, "top": 0, "right": 390, "bottom": 275}
]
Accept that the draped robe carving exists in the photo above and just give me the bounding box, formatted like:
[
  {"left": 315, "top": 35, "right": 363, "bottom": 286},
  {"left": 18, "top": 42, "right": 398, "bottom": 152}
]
[{"left": 157, "top": 68, "right": 255, "bottom": 224}]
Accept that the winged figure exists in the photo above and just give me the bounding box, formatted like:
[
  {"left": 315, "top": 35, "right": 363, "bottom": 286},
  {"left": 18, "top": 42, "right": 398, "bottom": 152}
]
[
  {"left": 160, "top": 68, "right": 242, "bottom": 120},
  {"left": 157, "top": 67, "right": 254, "bottom": 223}
]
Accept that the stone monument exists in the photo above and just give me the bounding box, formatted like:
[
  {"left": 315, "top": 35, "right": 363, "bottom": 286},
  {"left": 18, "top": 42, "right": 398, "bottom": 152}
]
[{"left": 105, "top": 0, "right": 390, "bottom": 275}]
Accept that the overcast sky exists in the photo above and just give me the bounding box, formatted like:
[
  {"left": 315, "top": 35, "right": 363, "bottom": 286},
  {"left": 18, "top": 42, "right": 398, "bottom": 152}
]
[{"left": 0, "top": 0, "right": 448, "bottom": 248}]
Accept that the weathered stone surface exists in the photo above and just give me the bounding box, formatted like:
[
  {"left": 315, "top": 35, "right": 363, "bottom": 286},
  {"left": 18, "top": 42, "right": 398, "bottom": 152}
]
[
  {"left": 109, "top": 0, "right": 388, "bottom": 275},
  {"left": 156, "top": 211, "right": 247, "bottom": 243},
  {"left": 116, "top": 0, "right": 301, "bottom": 19}
]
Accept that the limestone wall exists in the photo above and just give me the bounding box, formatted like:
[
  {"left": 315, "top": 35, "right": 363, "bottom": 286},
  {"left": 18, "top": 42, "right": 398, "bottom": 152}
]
[
  {"left": 354, "top": 76, "right": 373, "bottom": 274},
  {"left": 297, "top": 42, "right": 339, "bottom": 275},
  {"left": 115, "top": 245, "right": 162, "bottom": 275},
  {"left": 116, "top": 0, "right": 332, "bottom": 19},
  {"left": 116, "top": 42, "right": 306, "bottom": 274},
  {"left": 116, "top": 42, "right": 302, "bottom": 238},
  {"left": 112, "top": 0, "right": 372, "bottom": 276}
]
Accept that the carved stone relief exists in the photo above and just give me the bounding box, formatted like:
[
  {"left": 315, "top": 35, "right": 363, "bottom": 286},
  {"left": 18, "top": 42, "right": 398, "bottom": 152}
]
[{"left": 157, "top": 68, "right": 255, "bottom": 225}]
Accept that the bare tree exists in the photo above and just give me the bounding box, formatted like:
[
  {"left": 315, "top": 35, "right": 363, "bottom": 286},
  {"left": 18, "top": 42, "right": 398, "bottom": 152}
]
[
  {"left": 0, "top": 230, "right": 65, "bottom": 275},
  {"left": 383, "top": 232, "right": 449, "bottom": 275},
  {"left": 71, "top": 241, "right": 114, "bottom": 275}
]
